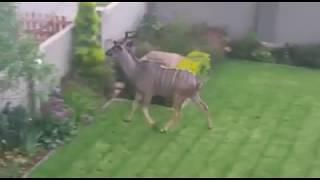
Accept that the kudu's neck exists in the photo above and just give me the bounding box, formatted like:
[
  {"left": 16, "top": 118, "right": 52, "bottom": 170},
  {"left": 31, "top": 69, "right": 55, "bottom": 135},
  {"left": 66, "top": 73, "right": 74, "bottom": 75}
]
[{"left": 116, "top": 49, "right": 139, "bottom": 83}]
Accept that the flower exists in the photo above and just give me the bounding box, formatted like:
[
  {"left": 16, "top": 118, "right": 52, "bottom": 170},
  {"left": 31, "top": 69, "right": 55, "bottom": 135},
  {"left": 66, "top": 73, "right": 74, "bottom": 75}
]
[{"left": 35, "top": 58, "right": 43, "bottom": 65}]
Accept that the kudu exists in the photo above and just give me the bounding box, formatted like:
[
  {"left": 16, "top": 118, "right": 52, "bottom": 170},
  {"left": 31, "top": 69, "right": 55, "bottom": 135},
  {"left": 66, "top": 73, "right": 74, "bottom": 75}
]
[{"left": 104, "top": 33, "right": 212, "bottom": 133}]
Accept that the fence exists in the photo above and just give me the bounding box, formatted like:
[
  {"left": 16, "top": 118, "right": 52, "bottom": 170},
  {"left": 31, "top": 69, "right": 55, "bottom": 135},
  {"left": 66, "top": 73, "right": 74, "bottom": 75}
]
[{"left": 19, "top": 12, "right": 72, "bottom": 43}]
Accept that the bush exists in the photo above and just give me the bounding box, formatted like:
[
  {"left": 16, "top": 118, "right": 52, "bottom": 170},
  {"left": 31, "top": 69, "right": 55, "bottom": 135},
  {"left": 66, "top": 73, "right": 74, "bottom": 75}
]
[
  {"left": 228, "top": 33, "right": 260, "bottom": 60},
  {"left": 38, "top": 95, "right": 76, "bottom": 150},
  {"left": 73, "top": 2, "right": 114, "bottom": 94},
  {"left": 79, "top": 64, "right": 114, "bottom": 94},
  {"left": 38, "top": 116, "right": 76, "bottom": 150},
  {"left": 136, "top": 16, "right": 212, "bottom": 56},
  {"left": 228, "top": 33, "right": 275, "bottom": 63},
  {"left": 176, "top": 51, "right": 212, "bottom": 77},
  {"left": 287, "top": 44, "right": 320, "bottom": 69},
  {"left": 0, "top": 105, "right": 39, "bottom": 155},
  {"left": 251, "top": 47, "right": 276, "bottom": 63}
]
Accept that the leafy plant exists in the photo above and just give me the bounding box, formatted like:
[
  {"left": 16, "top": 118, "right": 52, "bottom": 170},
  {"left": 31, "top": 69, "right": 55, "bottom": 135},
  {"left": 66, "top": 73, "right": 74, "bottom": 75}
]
[
  {"left": 72, "top": 2, "right": 114, "bottom": 95},
  {"left": 0, "top": 105, "right": 40, "bottom": 155},
  {"left": 251, "top": 47, "right": 276, "bottom": 63},
  {"left": 228, "top": 33, "right": 261, "bottom": 60},
  {"left": 38, "top": 116, "right": 76, "bottom": 150},
  {"left": 38, "top": 95, "right": 76, "bottom": 150},
  {"left": 176, "top": 50, "right": 212, "bottom": 78},
  {"left": 228, "top": 33, "right": 276, "bottom": 63},
  {"left": 136, "top": 16, "right": 212, "bottom": 56},
  {"left": 287, "top": 44, "right": 320, "bottom": 69}
]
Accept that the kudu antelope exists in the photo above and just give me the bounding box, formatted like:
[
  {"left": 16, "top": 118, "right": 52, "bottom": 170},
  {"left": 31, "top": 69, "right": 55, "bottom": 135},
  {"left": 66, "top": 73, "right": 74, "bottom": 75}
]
[{"left": 104, "top": 34, "right": 213, "bottom": 133}]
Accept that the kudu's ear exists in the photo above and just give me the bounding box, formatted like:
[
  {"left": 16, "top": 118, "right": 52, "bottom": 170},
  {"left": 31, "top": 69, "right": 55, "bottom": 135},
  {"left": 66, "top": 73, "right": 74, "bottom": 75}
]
[{"left": 125, "top": 31, "right": 137, "bottom": 39}]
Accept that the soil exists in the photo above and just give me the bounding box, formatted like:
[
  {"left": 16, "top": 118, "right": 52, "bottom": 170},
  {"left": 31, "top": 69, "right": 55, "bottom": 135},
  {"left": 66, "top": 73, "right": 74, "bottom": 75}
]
[{"left": 0, "top": 147, "right": 50, "bottom": 177}]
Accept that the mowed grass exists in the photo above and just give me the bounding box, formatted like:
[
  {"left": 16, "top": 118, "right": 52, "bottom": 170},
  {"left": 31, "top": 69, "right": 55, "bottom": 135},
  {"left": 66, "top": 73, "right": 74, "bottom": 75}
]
[{"left": 30, "top": 60, "right": 320, "bottom": 177}]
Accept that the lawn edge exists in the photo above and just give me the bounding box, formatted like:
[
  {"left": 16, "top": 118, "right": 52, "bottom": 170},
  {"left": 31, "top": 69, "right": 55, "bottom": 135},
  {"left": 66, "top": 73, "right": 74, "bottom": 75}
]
[{"left": 22, "top": 149, "right": 57, "bottom": 178}]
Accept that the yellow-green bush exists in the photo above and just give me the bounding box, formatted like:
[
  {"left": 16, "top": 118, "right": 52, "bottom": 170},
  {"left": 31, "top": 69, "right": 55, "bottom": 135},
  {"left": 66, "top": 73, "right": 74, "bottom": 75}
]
[
  {"left": 176, "top": 51, "right": 212, "bottom": 76},
  {"left": 73, "top": 2, "right": 108, "bottom": 67},
  {"left": 72, "top": 2, "right": 114, "bottom": 95}
]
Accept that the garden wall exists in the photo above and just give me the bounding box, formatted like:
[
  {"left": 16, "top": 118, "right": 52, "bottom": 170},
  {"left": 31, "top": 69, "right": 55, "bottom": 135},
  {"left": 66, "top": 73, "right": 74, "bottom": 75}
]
[
  {"left": 151, "top": 2, "right": 256, "bottom": 40},
  {"left": 101, "top": 2, "right": 147, "bottom": 49}
]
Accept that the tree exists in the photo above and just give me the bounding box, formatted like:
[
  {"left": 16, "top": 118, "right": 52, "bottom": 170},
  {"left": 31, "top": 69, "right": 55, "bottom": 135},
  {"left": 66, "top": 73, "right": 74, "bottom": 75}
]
[
  {"left": 73, "top": 2, "right": 114, "bottom": 94},
  {"left": 73, "top": 2, "right": 105, "bottom": 68},
  {"left": 0, "top": 2, "right": 55, "bottom": 116}
]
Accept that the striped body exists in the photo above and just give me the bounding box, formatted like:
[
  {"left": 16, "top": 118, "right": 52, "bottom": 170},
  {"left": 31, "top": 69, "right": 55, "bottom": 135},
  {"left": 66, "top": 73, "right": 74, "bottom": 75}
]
[{"left": 133, "top": 61, "right": 200, "bottom": 99}]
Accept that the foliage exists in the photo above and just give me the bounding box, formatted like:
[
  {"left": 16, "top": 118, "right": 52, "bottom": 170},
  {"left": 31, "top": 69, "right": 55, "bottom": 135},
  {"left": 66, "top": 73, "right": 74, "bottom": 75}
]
[
  {"left": 136, "top": 15, "right": 212, "bottom": 56},
  {"left": 73, "top": 2, "right": 104, "bottom": 66},
  {"left": 62, "top": 81, "right": 102, "bottom": 123},
  {"left": 38, "top": 116, "right": 76, "bottom": 150},
  {"left": 228, "top": 33, "right": 276, "bottom": 63},
  {"left": 78, "top": 63, "right": 115, "bottom": 94},
  {"left": 228, "top": 33, "right": 260, "bottom": 60},
  {"left": 0, "top": 105, "right": 40, "bottom": 155},
  {"left": 0, "top": 2, "right": 55, "bottom": 115},
  {"left": 176, "top": 51, "right": 212, "bottom": 77},
  {"left": 287, "top": 44, "right": 320, "bottom": 69},
  {"left": 38, "top": 94, "right": 76, "bottom": 150},
  {"left": 73, "top": 2, "right": 114, "bottom": 95},
  {"left": 251, "top": 47, "right": 276, "bottom": 63}
]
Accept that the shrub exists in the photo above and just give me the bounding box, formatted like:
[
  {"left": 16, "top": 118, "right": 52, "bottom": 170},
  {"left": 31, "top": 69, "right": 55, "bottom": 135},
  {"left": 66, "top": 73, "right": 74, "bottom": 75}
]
[
  {"left": 176, "top": 50, "right": 212, "bottom": 83},
  {"left": 176, "top": 51, "right": 212, "bottom": 76},
  {"left": 228, "top": 33, "right": 275, "bottom": 63},
  {"left": 0, "top": 105, "right": 39, "bottom": 155},
  {"left": 62, "top": 81, "right": 102, "bottom": 123},
  {"left": 228, "top": 33, "right": 260, "bottom": 60},
  {"left": 251, "top": 47, "right": 276, "bottom": 63},
  {"left": 73, "top": 2, "right": 114, "bottom": 94},
  {"left": 38, "top": 95, "right": 76, "bottom": 150},
  {"left": 287, "top": 44, "right": 320, "bottom": 69},
  {"left": 136, "top": 16, "right": 212, "bottom": 56},
  {"left": 38, "top": 116, "right": 76, "bottom": 150}
]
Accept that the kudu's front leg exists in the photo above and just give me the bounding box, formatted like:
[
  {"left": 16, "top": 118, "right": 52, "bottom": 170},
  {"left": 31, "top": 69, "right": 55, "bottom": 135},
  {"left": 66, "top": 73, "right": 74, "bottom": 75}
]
[
  {"left": 191, "top": 93, "right": 213, "bottom": 129},
  {"left": 125, "top": 93, "right": 142, "bottom": 122},
  {"left": 141, "top": 94, "right": 157, "bottom": 129},
  {"left": 142, "top": 106, "right": 157, "bottom": 129}
]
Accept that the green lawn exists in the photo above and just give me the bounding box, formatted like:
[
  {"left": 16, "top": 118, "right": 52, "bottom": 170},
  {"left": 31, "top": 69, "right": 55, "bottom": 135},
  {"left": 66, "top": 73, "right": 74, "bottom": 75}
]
[{"left": 30, "top": 60, "right": 320, "bottom": 177}]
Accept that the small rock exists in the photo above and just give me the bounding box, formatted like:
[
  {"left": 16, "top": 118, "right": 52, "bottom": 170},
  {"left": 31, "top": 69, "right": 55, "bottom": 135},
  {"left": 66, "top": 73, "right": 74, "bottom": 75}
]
[{"left": 13, "top": 157, "right": 28, "bottom": 165}]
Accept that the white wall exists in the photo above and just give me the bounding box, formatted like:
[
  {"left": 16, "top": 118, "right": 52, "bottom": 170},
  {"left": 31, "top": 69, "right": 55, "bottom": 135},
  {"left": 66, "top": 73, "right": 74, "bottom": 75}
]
[
  {"left": 39, "top": 24, "right": 74, "bottom": 81},
  {"left": 152, "top": 2, "right": 256, "bottom": 40},
  {"left": 101, "top": 2, "right": 147, "bottom": 49},
  {"left": 275, "top": 2, "right": 320, "bottom": 44},
  {"left": 0, "top": 77, "right": 28, "bottom": 110}
]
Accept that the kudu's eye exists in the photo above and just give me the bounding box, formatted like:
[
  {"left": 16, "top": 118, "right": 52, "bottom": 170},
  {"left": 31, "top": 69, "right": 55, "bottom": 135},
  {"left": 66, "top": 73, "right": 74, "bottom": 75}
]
[
  {"left": 105, "top": 50, "right": 112, "bottom": 56},
  {"left": 126, "top": 41, "right": 133, "bottom": 47}
]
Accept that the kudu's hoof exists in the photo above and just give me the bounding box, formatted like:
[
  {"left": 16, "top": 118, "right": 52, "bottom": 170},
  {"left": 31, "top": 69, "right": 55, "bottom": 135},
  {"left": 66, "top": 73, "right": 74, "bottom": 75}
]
[
  {"left": 150, "top": 123, "right": 159, "bottom": 131},
  {"left": 160, "top": 128, "right": 168, "bottom": 133},
  {"left": 123, "top": 116, "right": 131, "bottom": 123}
]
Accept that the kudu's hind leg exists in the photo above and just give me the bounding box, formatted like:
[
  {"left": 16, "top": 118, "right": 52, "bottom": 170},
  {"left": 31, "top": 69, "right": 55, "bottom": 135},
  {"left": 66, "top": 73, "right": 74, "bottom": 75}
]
[
  {"left": 191, "top": 93, "right": 213, "bottom": 129},
  {"left": 160, "top": 95, "right": 186, "bottom": 133}
]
